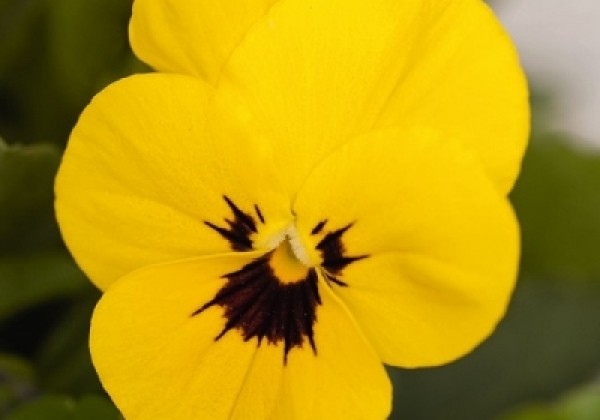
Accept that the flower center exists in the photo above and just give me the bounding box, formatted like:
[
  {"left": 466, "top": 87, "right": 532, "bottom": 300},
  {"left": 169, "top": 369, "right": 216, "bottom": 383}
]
[
  {"left": 269, "top": 237, "right": 309, "bottom": 284},
  {"left": 198, "top": 196, "right": 368, "bottom": 362},
  {"left": 265, "top": 223, "right": 312, "bottom": 280}
]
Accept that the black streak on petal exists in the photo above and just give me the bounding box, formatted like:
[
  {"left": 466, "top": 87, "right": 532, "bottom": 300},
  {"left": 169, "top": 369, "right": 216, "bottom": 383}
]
[
  {"left": 223, "top": 196, "right": 257, "bottom": 233},
  {"left": 316, "top": 223, "right": 367, "bottom": 287},
  {"left": 192, "top": 253, "right": 321, "bottom": 364},
  {"left": 204, "top": 196, "right": 263, "bottom": 251},
  {"left": 311, "top": 220, "right": 328, "bottom": 235},
  {"left": 254, "top": 204, "right": 265, "bottom": 224}
]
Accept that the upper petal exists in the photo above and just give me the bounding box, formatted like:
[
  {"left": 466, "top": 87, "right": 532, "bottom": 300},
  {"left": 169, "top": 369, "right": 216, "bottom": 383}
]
[
  {"left": 375, "top": 0, "right": 530, "bottom": 193},
  {"left": 91, "top": 254, "right": 391, "bottom": 420},
  {"left": 55, "top": 73, "right": 291, "bottom": 290},
  {"left": 217, "top": 0, "right": 529, "bottom": 194},
  {"left": 129, "top": 0, "right": 279, "bottom": 84},
  {"left": 292, "top": 127, "right": 520, "bottom": 367}
]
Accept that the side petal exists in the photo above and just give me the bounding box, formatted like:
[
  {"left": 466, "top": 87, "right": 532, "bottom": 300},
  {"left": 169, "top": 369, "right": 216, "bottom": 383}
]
[
  {"left": 91, "top": 254, "right": 391, "bottom": 420},
  {"left": 217, "top": 0, "right": 528, "bottom": 194},
  {"left": 292, "top": 127, "right": 520, "bottom": 368},
  {"left": 129, "top": 0, "right": 279, "bottom": 84},
  {"left": 55, "top": 73, "right": 291, "bottom": 290}
]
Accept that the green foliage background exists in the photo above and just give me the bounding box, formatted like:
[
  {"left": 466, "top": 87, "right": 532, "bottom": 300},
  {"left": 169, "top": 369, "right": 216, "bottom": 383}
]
[{"left": 1, "top": 0, "right": 599, "bottom": 419}]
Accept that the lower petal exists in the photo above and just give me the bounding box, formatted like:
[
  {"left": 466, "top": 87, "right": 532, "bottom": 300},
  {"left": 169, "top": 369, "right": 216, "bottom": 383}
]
[
  {"left": 271, "top": 283, "right": 391, "bottom": 420},
  {"left": 91, "top": 254, "right": 390, "bottom": 419}
]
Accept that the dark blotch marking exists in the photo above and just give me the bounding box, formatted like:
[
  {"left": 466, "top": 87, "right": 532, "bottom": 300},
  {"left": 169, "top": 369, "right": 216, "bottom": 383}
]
[
  {"left": 204, "top": 196, "right": 263, "bottom": 251},
  {"left": 316, "top": 223, "right": 367, "bottom": 287},
  {"left": 192, "top": 253, "right": 321, "bottom": 363},
  {"left": 311, "top": 220, "right": 328, "bottom": 235},
  {"left": 202, "top": 195, "right": 363, "bottom": 360},
  {"left": 254, "top": 204, "right": 265, "bottom": 224}
]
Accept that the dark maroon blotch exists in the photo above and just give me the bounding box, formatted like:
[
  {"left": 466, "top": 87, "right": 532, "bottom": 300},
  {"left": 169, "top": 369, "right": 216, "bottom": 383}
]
[
  {"left": 204, "top": 196, "right": 265, "bottom": 251},
  {"left": 316, "top": 223, "right": 367, "bottom": 287},
  {"left": 192, "top": 253, "right": 321, "bottom": 363}
]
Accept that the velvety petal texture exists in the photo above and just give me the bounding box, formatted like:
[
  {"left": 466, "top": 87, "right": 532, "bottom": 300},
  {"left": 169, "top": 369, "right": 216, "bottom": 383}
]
[
  {"left": 130, "top": 0, "right": 279, "bottom": 84},
  {"left": 217, "top": 0, "right": 528, "bottom": 194},
  {"left": 293, "top": 127, "right": 519, "bottom": 367},
  {"left": 55, "top": 73, "right": 291, "bottom": 290},
  {"left": 91, "top": 255, "right": 391, "bottom": 420}
]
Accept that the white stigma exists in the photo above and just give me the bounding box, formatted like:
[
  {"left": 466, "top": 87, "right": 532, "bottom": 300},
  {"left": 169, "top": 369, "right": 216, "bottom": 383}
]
[{"left": 267, "top": 224, "right": 312, "bottom": 267}]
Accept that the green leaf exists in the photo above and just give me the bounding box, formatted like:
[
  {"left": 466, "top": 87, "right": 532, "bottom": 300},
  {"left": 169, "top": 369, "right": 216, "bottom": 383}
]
[
  {"left": 5, "top": 395, "right": 73, "bottom": 420},
  {"left": 511, "top": 135, "right": 600, "bottom": 281},
  {"left": 557, "top": 385, "right": 600, "bottom": 420},
  {"left": 0, "top": 140, "right": 62, "bottom": 254},
  {"left": 389, "top": 280, "right": 600, "bottom": 420},
  {"left": 0, "top": 252, "right": 89, "bottom": 320},
  {"left": 71, "top": 395, "right": 121, "bottom": 420},
  {"left": 47, "top": 0, "right": 146, "bottom": 108},
  {"left": 0, "top": 0, "right": 45, "bottom": 76},
  {"left": 36, "top": 296, "right": 103, "bottom": 395},
  {"left": 5, "top": 395, "right": 120, "bottom": 420},
  {"left": 0, "top": 0, "right": 75, "bottom": 145},
  {"left": 500, "top": 384, "right": 600, "bottom": 420},
  {"left": 499, "top": 408, "right": 564, "bottom": 420}
]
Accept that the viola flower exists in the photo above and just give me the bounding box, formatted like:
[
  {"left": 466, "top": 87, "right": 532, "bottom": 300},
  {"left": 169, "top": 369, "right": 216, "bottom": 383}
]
[{"left": 55, "top": 0, "right": 529, "bottom": 418}]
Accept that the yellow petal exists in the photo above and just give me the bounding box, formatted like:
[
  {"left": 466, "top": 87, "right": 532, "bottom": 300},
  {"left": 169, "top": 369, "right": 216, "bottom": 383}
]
[
  {"left": 91, "top": 254, "right": 391, "bottom": 420},
  {"left": 217, "top": 0, "right": 528, "bottom": 194},
  {"left": 55, "top": 73, "right": 291, "bottom": 290},
  {"left": 129, "top": 0, "right": 279, "bottom": 84},
  {"left": 91, "top": 253, "right": 261, "bottom": 420},
  {"left": 268, "top": 282, "right": 391, "bottom": 420},
  {"left": 293, "top": 127, "right": 520, "bottom": 367},
  {"left": 376, "top": 0, "right": 530, "bottom": 193}
]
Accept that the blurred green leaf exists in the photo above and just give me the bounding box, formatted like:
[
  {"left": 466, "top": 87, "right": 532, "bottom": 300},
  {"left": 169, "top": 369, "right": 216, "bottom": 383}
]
[
  {"left": 5, "top": 395, "right": 72, "bottom": 420},
  {"left": 71, "top": 395, "right": 121, "bottom": 420},
  {"left": 0, "top": 0, "right": 44, "bottom": 76},
  {"left": 512, "top": 135, "right": 600, "bottom": 281},
  {"left": 0, "top": 354, "right": 36, "bottom": 416},
  {"left": 390, "top": 280, "right": 600, "bottom": 420},
  {"left": 501, "top": 408, "right": 564, "bottom": 420},
  {"left": 5, "top": 394, "right": 120, "bottom": 420},
  {"left": 0, "top": 252, "right": 88, "bottom": 320},
  {"left": 48, "top": 0, "right": 145, "bottom": 108},
  {"left": 0, "top": 140, "right": 61, "bottom": 253},
  {"left": 0, "top": 0, "right": 73, "bottom": 145},
  {"left": 0, "top": 0, "right": 142, "bottom": 145},
  {"left": 36, "top": 296, "right": 103, "bottom": 395},
  {"left": 500, "top": 384, "right": 600, "bottom": 420}
]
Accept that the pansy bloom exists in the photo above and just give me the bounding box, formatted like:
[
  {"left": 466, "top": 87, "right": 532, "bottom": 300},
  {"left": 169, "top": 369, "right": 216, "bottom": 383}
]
[{"left": 55, "top": 0, "right": 529, "bottom": 418}]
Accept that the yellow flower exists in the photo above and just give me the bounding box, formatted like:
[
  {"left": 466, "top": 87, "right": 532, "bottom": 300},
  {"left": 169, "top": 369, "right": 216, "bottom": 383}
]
[{"left": 55, "top": 0, "right": 529, "bottom": 418}]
